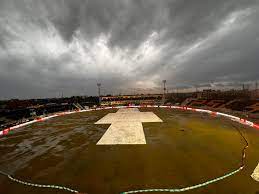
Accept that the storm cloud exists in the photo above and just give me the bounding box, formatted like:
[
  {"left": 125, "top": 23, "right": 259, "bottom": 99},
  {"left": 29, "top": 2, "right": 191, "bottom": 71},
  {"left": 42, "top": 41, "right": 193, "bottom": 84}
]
[{"left": 0, "top": 0, "right": 259, "bottom": 99}]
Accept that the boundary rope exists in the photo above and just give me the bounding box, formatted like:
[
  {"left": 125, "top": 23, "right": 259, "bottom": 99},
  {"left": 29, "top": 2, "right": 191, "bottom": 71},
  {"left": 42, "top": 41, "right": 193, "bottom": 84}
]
[
  {"left": 121, "top": 167, "right": 243, "bottom": 193},
  {"left": 0, "top": 170, "right": 80, "bottom": 193}
]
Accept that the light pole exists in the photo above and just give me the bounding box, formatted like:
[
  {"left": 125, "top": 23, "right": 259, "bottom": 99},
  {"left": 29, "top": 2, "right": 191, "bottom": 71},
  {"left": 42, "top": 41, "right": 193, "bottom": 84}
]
[
  {"left": 97, "top": 83, "right": 101, "bottom": 105},
  {"left": 162, "top": 80, "right": 166, "bottom": 104}
]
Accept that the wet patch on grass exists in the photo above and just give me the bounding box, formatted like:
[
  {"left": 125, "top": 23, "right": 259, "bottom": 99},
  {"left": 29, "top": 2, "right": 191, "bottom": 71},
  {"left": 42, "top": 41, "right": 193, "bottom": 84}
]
[{"left": 0, "top": 108, "right": 259, "bottom": 194}]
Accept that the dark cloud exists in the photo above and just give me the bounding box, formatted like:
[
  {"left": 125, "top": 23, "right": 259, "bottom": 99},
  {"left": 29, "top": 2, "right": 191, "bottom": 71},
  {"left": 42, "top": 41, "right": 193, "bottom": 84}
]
[
  {"left": 46, "top": 0, "right": 82, "bottom": 42},
  {"left": 0, "top": 0, "right": 259, "bottom": 99}
]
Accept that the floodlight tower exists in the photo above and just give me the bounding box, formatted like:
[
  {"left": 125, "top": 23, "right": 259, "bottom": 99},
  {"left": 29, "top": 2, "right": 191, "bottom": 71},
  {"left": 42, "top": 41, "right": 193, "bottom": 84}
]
[
  {"left": 256, "top": 81, "right": 258, "bottom": 97},
  {"left": 97, "top": 83, "right": 101, "bottom": 105},
  {"left": 162, "top": 80, "right": 166, "bottom": 104}
]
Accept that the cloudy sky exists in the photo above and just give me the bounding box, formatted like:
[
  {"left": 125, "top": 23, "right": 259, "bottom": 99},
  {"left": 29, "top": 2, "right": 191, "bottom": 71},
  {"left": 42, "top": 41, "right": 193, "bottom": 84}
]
[{"left": 0, "top": 0, "right": 259, "bottom": 99}]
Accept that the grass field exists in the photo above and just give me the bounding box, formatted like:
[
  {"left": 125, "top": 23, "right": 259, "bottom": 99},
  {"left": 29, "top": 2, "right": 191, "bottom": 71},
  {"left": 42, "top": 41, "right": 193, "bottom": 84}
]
[{"left": 0, "top": 108, "right": 259, "bottom": 194}]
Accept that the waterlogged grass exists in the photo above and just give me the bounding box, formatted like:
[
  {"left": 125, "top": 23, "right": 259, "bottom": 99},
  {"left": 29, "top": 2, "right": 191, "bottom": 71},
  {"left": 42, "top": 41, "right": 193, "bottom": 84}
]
[{"left": 0, "top": 108, "right": 259, "bottom": 194}]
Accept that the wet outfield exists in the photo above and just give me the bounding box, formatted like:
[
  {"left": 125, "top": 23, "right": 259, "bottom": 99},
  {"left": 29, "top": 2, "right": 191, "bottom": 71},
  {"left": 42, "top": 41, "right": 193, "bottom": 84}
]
[{"left": 0, "top": 108, "right": 259, "bottom": 194}]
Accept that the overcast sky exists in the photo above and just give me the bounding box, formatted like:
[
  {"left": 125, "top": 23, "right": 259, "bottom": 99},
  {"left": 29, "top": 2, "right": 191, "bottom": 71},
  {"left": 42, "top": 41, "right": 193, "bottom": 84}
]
[{"left": 0, "top": 0, "right": 259, "bottom": 99}]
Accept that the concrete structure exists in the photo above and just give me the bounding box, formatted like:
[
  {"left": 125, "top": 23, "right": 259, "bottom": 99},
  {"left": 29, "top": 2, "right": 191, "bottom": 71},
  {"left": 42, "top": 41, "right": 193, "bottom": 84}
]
[
  {"left": 95, "top": 108, "right": 163, "bottom": 145},
  {"left": 100, "top": 94, "right": 162, "bottom": 106}
]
